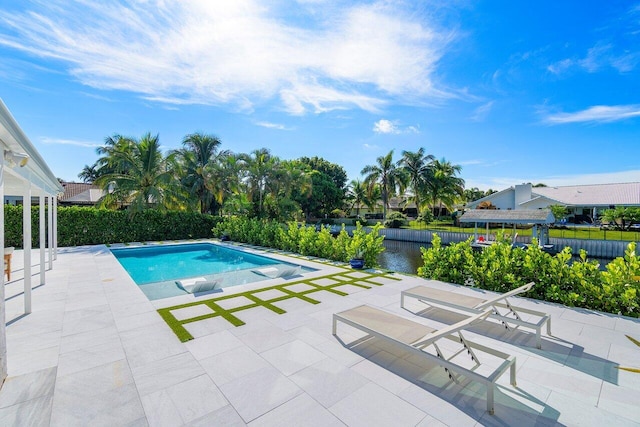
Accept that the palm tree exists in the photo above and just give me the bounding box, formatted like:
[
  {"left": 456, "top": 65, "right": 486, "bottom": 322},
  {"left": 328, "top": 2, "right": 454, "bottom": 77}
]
[
  {"left": 398, "top": 148, "right": 435, "bottom": 217},
  {"left": 361, "top": 150, "right": 407, "bottom": 220},
  {"left": 347, "top": 179, "right": 367, "bottom": 217},
  {"left": 426, "top": 158, "right": 465, "bottom": 217},
  {"left": 95, "top": 133, "right": 175, "bottom": 211},
  {"left": 172, "top": 132, "right": 228, "bottom": 214},
  {"left": 78, "top": 163, "right": 101, "bottom": 183},
  {"left": 240, "top": 148, "right": 279, "bottom": 218},
  {"left": 204, "top": 152, "right": 242, "bottom": 215},
  {"left": 363, "top": 183, "right": 381, "bottom": 215}
]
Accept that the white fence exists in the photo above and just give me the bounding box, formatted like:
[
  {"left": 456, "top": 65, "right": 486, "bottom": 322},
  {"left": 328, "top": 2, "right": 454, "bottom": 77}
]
[{"left": 372, "top": 227, "right": 634, "bottom": 258}]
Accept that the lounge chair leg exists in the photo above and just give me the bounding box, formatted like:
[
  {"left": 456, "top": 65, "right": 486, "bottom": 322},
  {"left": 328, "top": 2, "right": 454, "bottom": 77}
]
[
  {"left": 332, "top": 315, "right": 337, "bottom": 335},
  {"left": 510, "top": 361, "right": 517, "bottom": 387},
  {"left": 536, "top": 329, "right": 542, "bottom": 349},
  {"left": 487, "top": 385, "right": 494, "bottom": 415},
  {"left": 546, "top": 317, "right": 552, "bottom": 336}
]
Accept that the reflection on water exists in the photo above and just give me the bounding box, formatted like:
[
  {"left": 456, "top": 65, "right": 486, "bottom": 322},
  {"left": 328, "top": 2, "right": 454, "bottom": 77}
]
[
  {"left": 378, "top": 240, "right": 430, "bottom": 274},
  {"left": 379, "top": 240, "right": 613, "bottom": 275}
]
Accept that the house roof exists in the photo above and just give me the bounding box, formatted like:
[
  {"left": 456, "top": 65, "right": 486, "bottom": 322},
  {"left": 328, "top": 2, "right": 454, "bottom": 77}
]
[
  {"left": 459, "top": 209, "right": 555, "bottom": 224},
  {"left": 59, "top": 181, "right": 104, "bottom": 204},
  {"left": 531, "top": 182, "right": 640, "bottom": 206}
]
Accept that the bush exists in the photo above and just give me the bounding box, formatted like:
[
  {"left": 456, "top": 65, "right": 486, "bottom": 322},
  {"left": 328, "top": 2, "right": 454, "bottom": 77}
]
[
  {"left": 353, "top": 217, "right": 368, "bottom": 226},
  {"left": 384, "top": 212, "right": 407, "bottom": 228},
  {"left": 213, "top": 217, "right": 385, "bottom": 268},
  {"left": 4, "top": 206, "right": 220, "bottom": 248},
  {"left": 417, "top": 211, "right": 435, "bottom": 224},
  {"left": 418, "top": 234, "right": 640, "bottom": 317}
]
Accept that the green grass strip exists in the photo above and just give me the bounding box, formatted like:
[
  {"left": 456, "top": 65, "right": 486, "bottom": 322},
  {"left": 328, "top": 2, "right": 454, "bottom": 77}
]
[{"left": 158, "top": 269, "right": 399, "bottom": 342}]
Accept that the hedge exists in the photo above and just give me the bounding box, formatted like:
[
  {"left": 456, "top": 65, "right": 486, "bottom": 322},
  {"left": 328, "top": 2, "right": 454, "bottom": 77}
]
[
  {"left": 212, "top": 216, "right": 385, "bottom": 268},
  {"left": 418, "top": 233, "right": 640, "bottom": 318},
  {"left": 4, "top": 206, "right": 220, "bottom": 248}
]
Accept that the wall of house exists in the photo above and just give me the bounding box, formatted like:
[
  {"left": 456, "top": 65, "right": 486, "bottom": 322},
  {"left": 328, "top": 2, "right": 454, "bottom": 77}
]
[
  {"left": 514, "top": 183, "right": 532, "bottom": 207},
  {"left": 521, "top": 197, "right": 551, "bottom": 210},
  {"left": 485, "top": 190, "right": 516, "bottom": 210}
]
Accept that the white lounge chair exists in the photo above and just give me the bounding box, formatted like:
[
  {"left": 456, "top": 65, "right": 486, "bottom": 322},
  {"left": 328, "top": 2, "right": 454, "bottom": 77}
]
[
  {"left": 176, "top": 277, "right": 221, "bottom": 294},
  {"left": 333, "top": 305, "right": 517, "bottom": 414},
  {"left": 401, "top": 282, "right": 551, "bottom": 349},
  {"left": 253, "top": 265, "right": 302, "bottom": 279}
]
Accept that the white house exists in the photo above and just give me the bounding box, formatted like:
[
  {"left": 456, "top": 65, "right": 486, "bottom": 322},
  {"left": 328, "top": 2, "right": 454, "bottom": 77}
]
[{"left": 467, "top": 182, "right": 640, "bottom": 223}]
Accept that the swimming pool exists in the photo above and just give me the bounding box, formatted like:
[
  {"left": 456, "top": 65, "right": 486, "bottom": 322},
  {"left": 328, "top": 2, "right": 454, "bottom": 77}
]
[{"left": 111, "top": 243, "right": 311, "bottom": 300}]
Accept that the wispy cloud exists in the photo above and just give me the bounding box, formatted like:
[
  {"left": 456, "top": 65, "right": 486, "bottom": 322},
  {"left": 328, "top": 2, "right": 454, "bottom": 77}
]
[
  {"left": 40, "top": 137, "right": 101, "bottom": 148},
  {"left": 470, "top": 101, "right": 494, "bottom": 122},
  {"left": 548, "top": 42, "right": 640, "bottom": 75},
  {"left": 543, "top": 104, "right": 640, "bottom": 124},
  {"left": 458, "top": 159, "right": 484, "bottom": 166},
  {"left": 363, "top": 143, "right": 379, "bottom": 150},
  {"left": 372, "top": 119, "right": 420, "bottom": 134},
  {"left": 255, "top": 121, "right": 293, "bottom": 131},
  {"left": 0, "top": 1, "right": 454, "bottom": 115}
]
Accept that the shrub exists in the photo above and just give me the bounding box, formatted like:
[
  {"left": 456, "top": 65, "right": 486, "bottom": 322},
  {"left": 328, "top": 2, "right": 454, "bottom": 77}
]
[
  {"left": 4, "top": 206, "right": 220, "bottom": 248},
  {"left": 213, "top": 217, "right": 385, "bottom": 268},
  {"left": 418, "top": 234, "right": 640, "bottom": 317},
  {"left": 353, "top": 217, "right": 368, "bottom": 226},
  {"left": 417, "top": 211, "right": 434, "bottom": 224},
  {"left": 384, "top": 212, "right": 407, "bottom": 228}
]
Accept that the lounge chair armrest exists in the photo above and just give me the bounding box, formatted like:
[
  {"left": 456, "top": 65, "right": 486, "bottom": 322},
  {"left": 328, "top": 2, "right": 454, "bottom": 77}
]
[
  {"left": 412, "top": 309, "right": 492, "bottom": 348},
  {"left": 475, "top": 282, "right": 535, "bottom": 309}
]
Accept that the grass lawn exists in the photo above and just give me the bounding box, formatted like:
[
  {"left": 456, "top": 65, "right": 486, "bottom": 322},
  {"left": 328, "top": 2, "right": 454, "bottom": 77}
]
[{"left": 407, "top": 220, "right": 640, "bottom": 242}]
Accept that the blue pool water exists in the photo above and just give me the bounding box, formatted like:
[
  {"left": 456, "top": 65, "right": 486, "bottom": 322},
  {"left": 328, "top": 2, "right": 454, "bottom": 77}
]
[{"left": 111, "top": 243, "right": 309, "bottom": 300}]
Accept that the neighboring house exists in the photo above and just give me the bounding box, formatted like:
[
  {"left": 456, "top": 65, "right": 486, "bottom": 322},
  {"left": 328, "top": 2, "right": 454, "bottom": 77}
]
[
  {"left": 350, "top": 196, "right": 451, "bottom": 219},
  {"left": 467, "top": 182, "right": 640, "bottom": 223},
  {"left": 58, "top": 181, "right": 104, "bottom": 206}
]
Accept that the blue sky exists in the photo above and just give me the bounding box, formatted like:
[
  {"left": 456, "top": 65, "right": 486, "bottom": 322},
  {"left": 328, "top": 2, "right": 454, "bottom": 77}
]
[{"left": 0, "top": 1, "right": 639, "bottom": 190}]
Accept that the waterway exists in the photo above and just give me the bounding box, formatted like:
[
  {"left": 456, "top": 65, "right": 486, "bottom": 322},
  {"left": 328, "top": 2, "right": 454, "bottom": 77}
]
[
  {"left": 378, "top": 240, "right": 428, "bottom": 274},
  {"left": 378, "top": 240, "right": 613, "bottom": 275}
]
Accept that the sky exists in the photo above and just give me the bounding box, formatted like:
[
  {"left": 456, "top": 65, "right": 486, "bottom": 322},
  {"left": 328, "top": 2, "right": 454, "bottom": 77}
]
[{"left": 0, "top": 0, "right": 639, "bottom": 191}]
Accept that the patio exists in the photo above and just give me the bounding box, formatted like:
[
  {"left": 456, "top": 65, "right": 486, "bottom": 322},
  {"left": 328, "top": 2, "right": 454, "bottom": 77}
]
[{"left": 0, "top": 241, "right": 639, "bottom": 426}]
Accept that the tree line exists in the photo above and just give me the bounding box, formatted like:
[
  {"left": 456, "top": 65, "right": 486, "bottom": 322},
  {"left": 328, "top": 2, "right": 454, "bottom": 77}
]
[{"left": 78, "top": 132, "right": 493, "bottom": 220}]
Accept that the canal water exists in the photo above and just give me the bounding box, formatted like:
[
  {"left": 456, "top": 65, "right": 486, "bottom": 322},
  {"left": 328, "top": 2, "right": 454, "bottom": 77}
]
[
  {"left": 378, "top": 240, "right": 613, "bottom": 275},
  {"left": 378, "top": 240, "right": 428, "bottom": 274}
]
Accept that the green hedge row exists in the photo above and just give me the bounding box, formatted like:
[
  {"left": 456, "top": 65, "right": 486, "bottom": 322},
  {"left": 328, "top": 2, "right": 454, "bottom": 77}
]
[
  {"left": 4, "top": 206, "right": 220, "bottom": 248},
  {"left": 212, "top": 216, "right": 385, "bottom": 268},
  {"left": 418, "top": 233, "right": 640, "bottom": 317}
]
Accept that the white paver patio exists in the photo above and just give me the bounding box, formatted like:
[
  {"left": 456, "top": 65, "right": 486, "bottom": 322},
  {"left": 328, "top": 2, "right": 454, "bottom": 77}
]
[{"left": 0, "top": 242, "right": 639, "bottom": 426}]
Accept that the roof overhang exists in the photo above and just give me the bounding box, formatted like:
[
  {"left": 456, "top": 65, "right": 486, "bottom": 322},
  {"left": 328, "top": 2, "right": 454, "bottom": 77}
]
[
  {"left": 0, "top": 99, "right": 64, "bottom": 197},
  {"left": 459, "top": 209, "right": 555, "bottom": 225}
]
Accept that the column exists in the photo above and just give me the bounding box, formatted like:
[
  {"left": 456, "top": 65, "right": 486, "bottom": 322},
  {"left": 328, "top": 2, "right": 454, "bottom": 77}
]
[
  {"left": 53, "top": 197, "right": 57, "bottom": 260},
  {"left": 23, "top": 180, "right": 32, "bottom": 314},
  {"left": 39, "top": 194, "right": 45, "bottom": 285},
  {"left": 48, "top": 196, "right": 53, "bottom": 270},
  {"left": 0, "top": 157, "right": 7, "bottom": 383}
]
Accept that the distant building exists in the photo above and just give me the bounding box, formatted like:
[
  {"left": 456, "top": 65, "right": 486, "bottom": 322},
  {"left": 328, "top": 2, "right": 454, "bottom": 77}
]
[
  {"left": 466, "top": 182, "right": 640, "bottom": 223},
  {"left": 57, "top": 181, "right": 104, "bottom": 206}
]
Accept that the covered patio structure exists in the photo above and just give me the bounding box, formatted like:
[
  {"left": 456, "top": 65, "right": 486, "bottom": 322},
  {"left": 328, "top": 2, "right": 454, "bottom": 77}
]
[
  {"left": 459, "top": 209, "right": 555, "bottom": 246},
  {"left": 0, "top": 99, "right": 64, "bottom": 386}
]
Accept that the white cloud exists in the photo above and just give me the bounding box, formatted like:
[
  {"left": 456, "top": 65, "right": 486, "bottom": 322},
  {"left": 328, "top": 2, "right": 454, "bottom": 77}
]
[
  {"left": 372, "top": 119, "right": 419, "bottom": 134},
  {"left": 0, "top": 1, "right": 454, "bottom": 115},
  {"left": 363, "top": 143, "right": 379, "bottom": 150},
  {"left": 373, "top": 119, "right": 398, "bottom": 134},
  {"left": 255, "top": 121, "right": 293, "bottom": 131},
  {"left": 458, "top": 159, "right": 484, "bottom": 166},
  {"left": 548, "top": 42, "right": 639, "bottom": 75},
  {"left": 40, "top": 137, "right": 101, "bottom": 148},
  {"left": 470, "top": 101, "right": 494, "bottom": 122},
  {"left": 544, "top": 104, "right": 640, "bottom": 124},
  {"left": 547, "top": 58, "right": 573, "bottom": 75}
]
